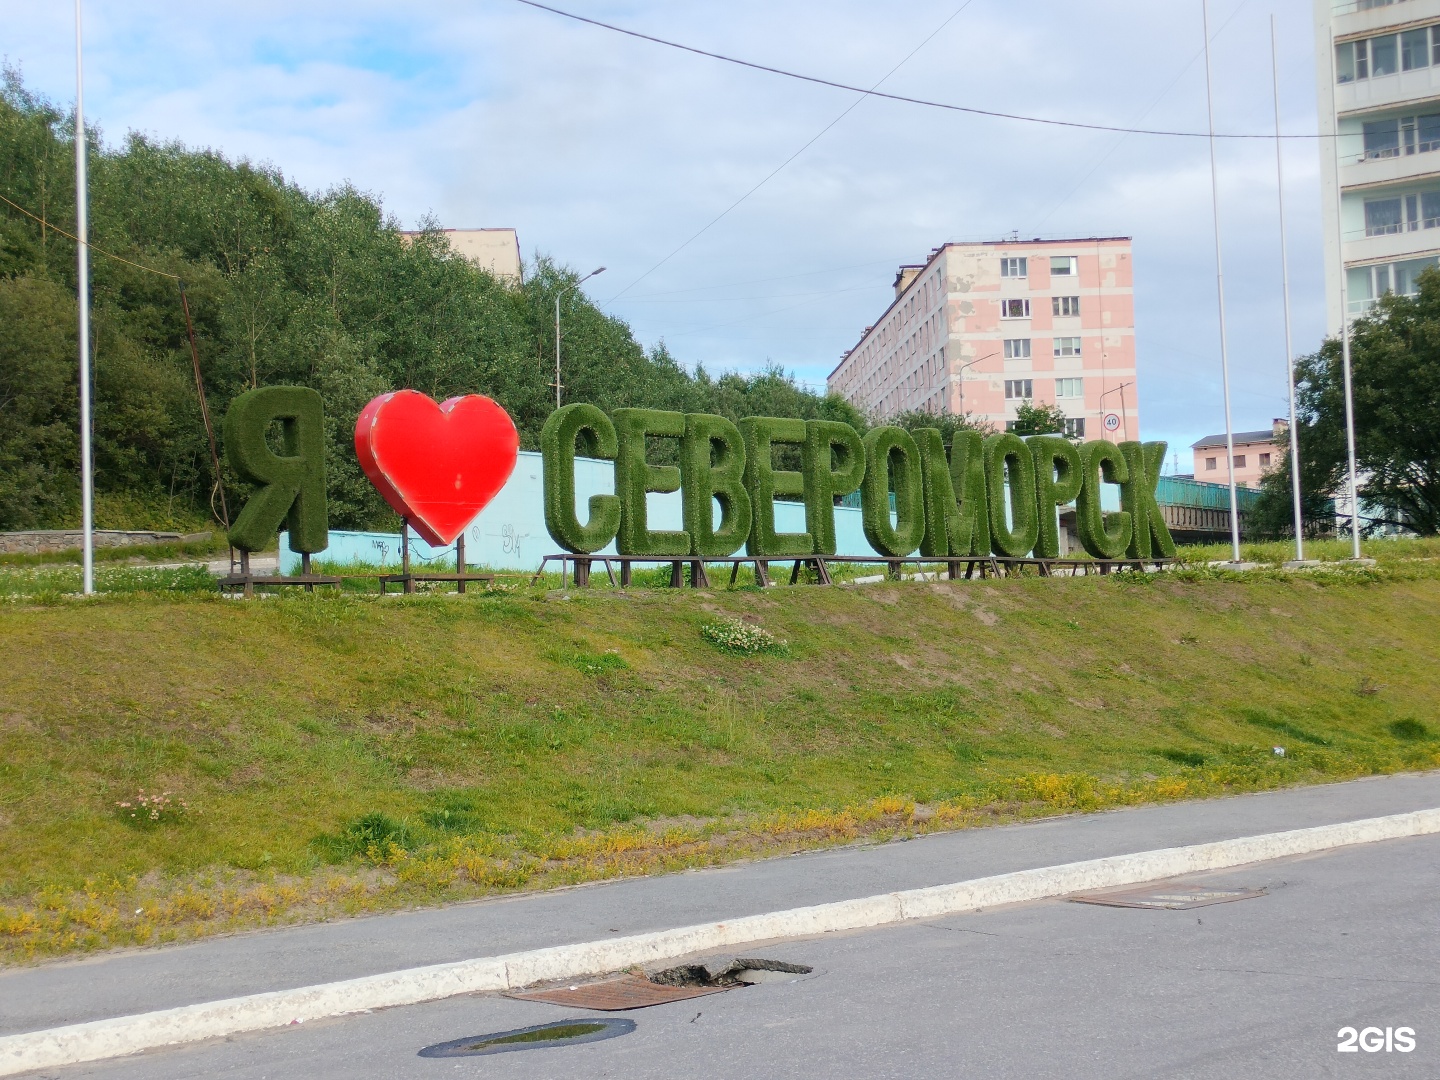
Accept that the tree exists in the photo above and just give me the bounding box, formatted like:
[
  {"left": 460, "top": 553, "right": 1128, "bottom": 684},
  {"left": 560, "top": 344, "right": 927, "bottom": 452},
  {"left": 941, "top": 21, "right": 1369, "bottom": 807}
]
[
  {"left": 1245, "top": 450, "right": 1337, "bottom": 540},
  {"left": 888, "top": 408, "right": 994, "bottom": 444},
  {"left": 1009, "top": 401, "right": 1069, "bottom": 437}
]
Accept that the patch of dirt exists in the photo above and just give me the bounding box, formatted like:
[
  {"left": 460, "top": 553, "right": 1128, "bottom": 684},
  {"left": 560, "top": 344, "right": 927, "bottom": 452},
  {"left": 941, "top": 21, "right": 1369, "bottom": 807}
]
[{"left": 972, "top": 608, "right": 998, "bottom": 626}]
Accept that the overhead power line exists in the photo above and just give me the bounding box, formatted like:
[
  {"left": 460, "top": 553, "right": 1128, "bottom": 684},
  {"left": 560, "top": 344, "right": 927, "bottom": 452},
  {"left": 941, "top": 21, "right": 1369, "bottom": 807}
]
[{"left": 0, "top": 191, "right": 180, "bottom": 279}]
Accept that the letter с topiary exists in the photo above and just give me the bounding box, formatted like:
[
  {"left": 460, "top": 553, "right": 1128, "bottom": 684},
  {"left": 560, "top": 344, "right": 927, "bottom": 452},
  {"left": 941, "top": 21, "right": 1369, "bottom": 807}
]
[
  {"left": 681, "top": 412, "right": 753, "bottom": 557},
  {"left": 801, "top": 419, "right": 865, "bottom": 555},
  {"left": 983, "top": 432, "right": 1038, "bottom": 558},
  {"left": 739, "top": 416, "right": 813, "bottom": 556},
  {"left": 861, "top": 426, "right": 926, "bottom": 557},
  {"left": 541, "top": 403, "right": 621, "bottom": 554},
  {"left": 1029, "top": 435, "right": 1084, "bottom": 559},
  {"left": 1120, "top": 440, "right": 1177, "bottom": 559},
  {"left": 913, "top": 427, "right": 959, "bottom": 557},
  {"left": 222, "top": 385, "right": 328, "bottom": 554},
  {"left": 612, "top": 408, "right": 690, "bottom": 556},
  {"left": 1075, "top": 439, "right": 1133, "bottom": 560},
  {"left": 947, "top": 430, "right": 990, "bottom": 556}
]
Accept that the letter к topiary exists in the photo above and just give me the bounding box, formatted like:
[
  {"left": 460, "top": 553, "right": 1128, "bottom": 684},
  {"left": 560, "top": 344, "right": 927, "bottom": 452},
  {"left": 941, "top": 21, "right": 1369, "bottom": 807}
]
[
  {"left": 1075, "top": 439, "right": 1132, "bottom": 560},
  {"left": 861, "top": 426, "right": 925, "bottom": 557},
  {"left": 913, "top": 427, "right": 959, "bottom": 557},
  {"left": 222, "top": 385, "right": 328, "bottom": 554},
  {"left": 681, "top": 412, "right": 752, "bottom": 557},
  {"left": 612, "top": 408, "right": 690, "bottom": 556},
  {"left": 541, "top": 403, "right": 621, "bottom": 554},
  {"left": 801, "top": 419, "right": 865, "bottom": 555},
  {"left": 946, "top": 430, "right": 990, "bottom": 556},
  {"left": 1029, "top": 434, "right": 1084, "bottom": 559},
  {"left": 1120, "top": 440, "right": 1177, "bottom": 559},
  {"left": 983, "top": 432, "right": 1038, "bottom": 558},
  {"left": 738, "top": 416, "right": 813, "bottom": 556}
]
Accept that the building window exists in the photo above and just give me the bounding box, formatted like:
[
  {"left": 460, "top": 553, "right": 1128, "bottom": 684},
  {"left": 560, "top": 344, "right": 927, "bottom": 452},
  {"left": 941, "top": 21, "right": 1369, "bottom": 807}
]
[
  {"left": 1233, "top": 455, "right": 1247, "bottom": 469},
  {"left": 1001, "top": 298, "right": 1031, "bottom": 318},
  {"left": 1056, "top": 377, "right": 1084, "bottom": 398},
  {"left": 1205, "top": 457, "right": 1218, "bottom": 471},
  {"left": 1050, "top": 256, "right": 1078, "bottom": 276},
  {"left": 1004, "top": 379, "right": 1033, "bottom": 400},
  {"left": 1365, "top": 196, "right": 1404, "bottom": 235},
  {"left": 1054, "top": 337, "right": 1082, "bottom": 358},
  {"left": 1052, "top": 296, "right": 1080, "bottom": 316},
  {"left": 1403, "top": 27, "right": 1431, "bottom": 70},
  {"left": 1004, "top": 421, "right": 1016, "bottom": 432},
  {"left": 1000, "top": 257, "right": 1027, "bottom": 277},
  {"left": 1337, "top": 38, "right": 1367, "bottom": 83},
  {"left": 1063, "top": 418, "right": 1086, "bottom": 439},
  {"left": 1259, "top": 452, "right": 1271, "bottom": 468},
  {"left": 1003, "top": 338, "right": 1031, "bottom": 359},
  {"left": 1372, "top": 33, "right": 1398, "bottom": 77}
]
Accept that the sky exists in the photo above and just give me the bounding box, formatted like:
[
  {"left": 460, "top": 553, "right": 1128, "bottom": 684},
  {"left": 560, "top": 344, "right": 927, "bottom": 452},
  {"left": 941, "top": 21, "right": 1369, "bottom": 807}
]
[{"left": 2, "top": 0, "right": 1329, "bottom": 462}]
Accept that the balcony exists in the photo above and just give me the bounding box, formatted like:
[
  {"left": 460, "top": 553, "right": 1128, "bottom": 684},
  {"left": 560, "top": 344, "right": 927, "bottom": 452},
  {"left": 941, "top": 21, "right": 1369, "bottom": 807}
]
[
  {"left": 1333, "top": 0, "right": 1440, "bottom": 38},
  {"left": 1336, "top": 64, "right": 1440, "bottom": 115},
  {"left": 1340, "top": 146, "right": 1440, "bottom": 188},
  {"left": 1343, "top": 228, "right": 1440, "bottom": 261}
]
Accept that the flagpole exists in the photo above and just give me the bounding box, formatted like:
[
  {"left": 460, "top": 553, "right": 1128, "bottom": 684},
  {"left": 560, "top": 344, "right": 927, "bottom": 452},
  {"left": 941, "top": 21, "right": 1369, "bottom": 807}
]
[
  {"left": 1271, "top": 17, "right": 1305, "bottom": 563},
  {"left": 75, "top": 0, "right": 94, "bottom": 595}
]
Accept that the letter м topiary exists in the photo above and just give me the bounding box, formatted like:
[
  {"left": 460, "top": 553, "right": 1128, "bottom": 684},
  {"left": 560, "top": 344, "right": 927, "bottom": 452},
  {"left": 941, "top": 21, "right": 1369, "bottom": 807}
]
[
  {"left": 541, "top": 403, "right": 621, "bottom": 554},
  {"left": 983, "top": 432, "right": 1038, "bottom": 558},
  {"left": 861, "top": 426, "right": 925, "bottom": 557},
  {"left": 947, "top": 430, "right": 990, "bottom": 556},
  {"left": 739, "top": 416, "right": 813, "bottom": 556},
  {"left": 801, "top": 420, "right": 865, "bottom": 555},
  {"left": 1029, "top": 435, "right": 1083, "bottom": 559},
  {"left": 222, "top": 385, "right": 328, "bottom": 554},
  {"left": 1120, "top": 440, "right": 1177, "bottom": 559},
  {"left": 1075, "top": 439, "right": 1132, "bottom": 560},
  {"left": 612, "top": 408, "right": 690, "bottom": 556},
  {"left": 913, "top": 427, "right": 959, "bottom": 557},
  {"left": 681, "top": 412, "right": 753, "bottom": 557}
]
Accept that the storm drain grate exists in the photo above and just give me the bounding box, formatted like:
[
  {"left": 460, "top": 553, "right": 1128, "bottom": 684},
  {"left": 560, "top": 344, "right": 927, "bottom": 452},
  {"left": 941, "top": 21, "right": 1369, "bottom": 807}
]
[
  {"left": 507, "top": 958, "right": 816, "bottom": 1011},
  {"left": 418, "top": 1018, "right": 634, "bottom": 1058},
  {"left": 1069, "top": 882, "right": 1267, "bottom": 910}
]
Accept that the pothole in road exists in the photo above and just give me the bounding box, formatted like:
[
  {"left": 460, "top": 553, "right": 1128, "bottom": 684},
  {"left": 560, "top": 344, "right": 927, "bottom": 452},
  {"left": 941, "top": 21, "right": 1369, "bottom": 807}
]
[
  {"left": 418, "top": 1017, "right": 634, "bottom": 1058},
  {"left": 1069, "top": 882, "right": 1267, "bottom": 910},
  {"left": 507, "top": 958, "right": 816, "bottom": 1010}
]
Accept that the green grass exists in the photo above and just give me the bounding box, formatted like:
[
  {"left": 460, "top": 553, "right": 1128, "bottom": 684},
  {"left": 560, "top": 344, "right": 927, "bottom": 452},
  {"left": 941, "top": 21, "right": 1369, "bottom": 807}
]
[{"left": 0, "top": 556, "right": 1437, "bottom": 962}]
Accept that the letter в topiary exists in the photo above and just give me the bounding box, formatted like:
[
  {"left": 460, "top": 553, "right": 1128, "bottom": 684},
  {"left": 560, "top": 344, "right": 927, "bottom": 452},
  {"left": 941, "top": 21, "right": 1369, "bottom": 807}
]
[
  {"left": 983, "top": 432, "right": 1038, "bottom": 558},
  {"left": 681, "top": 412, "right": 752, "bottom": 557},
  {"left": 541, "top": 403, "right": 621, "bottom": 554},
  {"left": 914, "top": 428, "right": 959, "bottom": 557},
  {"left": 947, "top": 430, "right": 990, "bottom": 556},
  {"left": 1120, "top": 440, "right": 1177, "bottom": 559},
  {"left": 801, "top": 420, "right": 865, "bottom": 555},
  {"left": 612, "top": 408, "right": 690, "bottom": 556},
  {"left": 861, "top": 426, "right": 925, "bottom": 557},
  {"left": 739, "top": 416, "right": 813, "bottom": 556},
  {"left": 1029, "top": 435, "right": 1083, "bottom": 559},
  {"left": 1075, "top": 439, "right": 1132, "bottom": 560},
  {"left": 222, "top": 385, "right": 328, "bottom": 554}
]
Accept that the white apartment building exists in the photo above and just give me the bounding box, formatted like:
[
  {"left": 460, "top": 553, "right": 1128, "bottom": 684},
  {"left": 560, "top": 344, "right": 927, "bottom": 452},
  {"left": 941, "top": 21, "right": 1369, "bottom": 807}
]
[{"left": 1317, "top": 0, "right": 1440, "bottom": 330}]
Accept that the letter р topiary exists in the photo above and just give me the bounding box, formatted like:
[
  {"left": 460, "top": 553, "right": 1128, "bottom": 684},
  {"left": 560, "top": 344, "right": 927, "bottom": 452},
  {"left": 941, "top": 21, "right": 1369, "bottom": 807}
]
[
  {"left": 541, "top": 403, "right": 621, "bottom": 554},
  {"left": 946, "top": 430, "right": 990, "bottom": 556},
  {"left": 801, "top": 420, "right": 865, "bottom": 555},
  {"left": 1029, "top": 435, "right": 1083, "bottom": 559},
  {"left": 739, "top": 416, "right": 813, "bottom": 557},
  {"left": 612, "top": 408, "right": 690, "bottom": 556},
  {"left": 222, "top": 385, "right": 328, "bottom": 554},
  {"left": 861, "top": 426, "right": 925, "bottom": 557},
  {"left": 1120, "top": 440, "right": 1177, "bottom": 559},
  {"left": 1075, "top": 439, "right": 1133, "bottom": 560},
  {"left": 983, "top": 432, "right": 1038, "bottom": 558},
  {"left": 682, "top": 412, "right": 753, "bottom": 557}
]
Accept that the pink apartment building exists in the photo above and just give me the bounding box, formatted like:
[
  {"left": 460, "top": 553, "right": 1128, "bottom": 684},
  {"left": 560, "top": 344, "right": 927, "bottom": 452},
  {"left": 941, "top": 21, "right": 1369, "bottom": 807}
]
[{"left": 828, "top": 238, "right": 1139, "bottom": 442}]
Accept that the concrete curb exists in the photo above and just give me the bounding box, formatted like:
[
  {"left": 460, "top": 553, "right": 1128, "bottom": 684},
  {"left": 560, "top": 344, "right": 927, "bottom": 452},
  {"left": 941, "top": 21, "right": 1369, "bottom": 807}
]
[{"left": 3, "top": 807, "right": 1437, "bottom": 1076}]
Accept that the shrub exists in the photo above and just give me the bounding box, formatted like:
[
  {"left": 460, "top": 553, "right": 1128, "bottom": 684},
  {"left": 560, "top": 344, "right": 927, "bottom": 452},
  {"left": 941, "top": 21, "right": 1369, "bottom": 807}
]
[
  {"left": 1389, "top": 718, "right": 1432, "bottom": 740},
  {"left": 700, "top": 617, "right": 788, "bottom": 655}
]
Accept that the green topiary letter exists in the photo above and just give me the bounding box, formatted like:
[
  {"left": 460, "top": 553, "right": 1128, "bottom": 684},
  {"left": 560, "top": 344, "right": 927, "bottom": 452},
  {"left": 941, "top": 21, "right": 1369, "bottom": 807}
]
[
  {"left": 1029, "top": 435, "right": 1084, "bottom": 559},
  {"left": 983, "top": 432, "right": 1038, "bottom": 558},
  {"left": 541, "top": 403, "right": 621, "bottom": 554},
  {"left": 223, "top": 385, "right": 328, "bottom": 554},
  {"left": 613, "top": 408, "right": 690, "bottom": 556},
  {"left": 801, "top": 420, "right": 865, "bottom": 555},
  {"left": 1075, "top": 439, "right": 1132, "bottom": 560},
  {"left": 739, "top": 416, "right": 813, "bottom": 556},
  {"left": 1120, "top": 440, "right": 1176, "bottom": 559},
  {"left": 947, "top": 430, "right": 990, "bottom": 556},
  {"left": 681, "top": 412, "right": 752, "bottom": 557},
  {"left": 914, "top": 428, "right": 959, "bottom": 558},
  {"left": 861, "top": 426, "right": 925, "bottom": 557}
]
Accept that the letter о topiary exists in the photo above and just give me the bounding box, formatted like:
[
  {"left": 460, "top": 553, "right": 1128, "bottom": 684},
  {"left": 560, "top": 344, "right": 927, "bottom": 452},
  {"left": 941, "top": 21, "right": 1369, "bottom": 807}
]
[
  {"left": 983, "top": 432, "right": 1038, "bottom": 558},
  {"left": 861, "top": 426, "right": 925, "bottom": 557}
]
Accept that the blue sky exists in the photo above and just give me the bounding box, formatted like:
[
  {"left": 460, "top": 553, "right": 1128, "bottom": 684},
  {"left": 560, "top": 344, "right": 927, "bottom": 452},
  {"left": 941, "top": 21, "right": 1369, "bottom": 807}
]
[{"left": 3, "top": 0, "right": 1328, "bottom": 460}]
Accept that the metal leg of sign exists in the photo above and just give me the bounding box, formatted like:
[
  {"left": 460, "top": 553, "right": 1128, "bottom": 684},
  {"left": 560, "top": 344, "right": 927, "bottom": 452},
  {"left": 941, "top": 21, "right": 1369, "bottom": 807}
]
[
  {"left": 602, "top": 559, "right": 617, "bottom": 587},
  {"left": 754, "top": 560, "right": 771, "bottom": 588},
  {"left": 620, "top": 561, "right": 632, "bottom": 588},
  {"left": 302, "top": 552, "right": 313, "bottom": 593},
  {"left": 574, "top": 558, "right": 591, "bottom": 588},
  {"left": 690, "top": 560, "right": 710, "bottom": 588},
  {"left": 401, "top": 521, "right": 414, "bottom": 595},
  {"left": 240, "top": 550, "right": 253, "bottom": 598},
  {"left": 815, "top": 557, "right": 832, "bottom": 585},
  {"left": 729, "top": 561, "right": 741, "bottom": 587},
  {"left": 456, "top": 535, "right": 466, "bottom": 594}
]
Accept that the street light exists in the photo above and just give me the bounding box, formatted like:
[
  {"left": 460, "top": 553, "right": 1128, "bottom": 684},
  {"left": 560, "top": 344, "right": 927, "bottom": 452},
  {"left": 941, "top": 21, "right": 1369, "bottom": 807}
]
[
  {"left": 554, "top": 267, "right": 605, "bottom": 410},
  {"left": 1099, "top": 382, "right": 1132, "bottom": 443}
]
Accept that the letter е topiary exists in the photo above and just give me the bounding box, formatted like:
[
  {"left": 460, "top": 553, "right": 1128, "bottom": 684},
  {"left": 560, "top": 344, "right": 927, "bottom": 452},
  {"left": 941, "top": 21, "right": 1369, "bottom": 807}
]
[
  {"left": 681, "top": 412, "right": 753, "bottom": 557},
  {"left": 612, "top": 408, "right": 690, "bottom": 556},
  {"left": 1120, "top": 440, "right": 1177, "bottom": 559},
  {"left": 983, "top": 432, "right": 1038, "bottom": 558},
  {"left": 1029, "top": 434, "right": 1083, "bottom": 559},
  {"left": 861, "top": 426, "right": 925, "bottom": 557},
  {"left": 222, "top": 385, "right": 328, "bottom": 554},
  {"left": 739, "top": 416, "right": 813, "bottom": 557},
  {"left": 541, "top": 403, "right": 621, "bottom": 554},
  {"left": 1075, "top": 439, "right": 1132, "bottom": 560},
  {"left": 801, "top": 419, "right": 865, "bottom": 555},
  {"left": 946, "top": 430, "right": 990, "bottom": 556}
]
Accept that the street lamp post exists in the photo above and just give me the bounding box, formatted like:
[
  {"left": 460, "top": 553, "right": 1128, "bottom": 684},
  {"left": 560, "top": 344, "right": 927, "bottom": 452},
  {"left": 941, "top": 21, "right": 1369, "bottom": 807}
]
[
  {"left": 75, "top": 0, "right": 94, "bottom": 595},
  {"left": 1099, "top": 382, "right": 1133, "bottom": 443},
  {"left": 554, "top": 266, "right": 605, "bottom": 410}
]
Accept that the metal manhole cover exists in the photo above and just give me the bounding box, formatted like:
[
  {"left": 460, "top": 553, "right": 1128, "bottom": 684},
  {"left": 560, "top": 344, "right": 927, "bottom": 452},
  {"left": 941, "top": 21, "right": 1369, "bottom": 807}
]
[
  {"left": 418, "top": 1018, "right": 634, "bottom": 1058},
  {"left": 1069, "top": 883, "right": 1266, "bottom": 910},
  {"left": 507, "top": 974, "right": 728, "bottom": 1011}
]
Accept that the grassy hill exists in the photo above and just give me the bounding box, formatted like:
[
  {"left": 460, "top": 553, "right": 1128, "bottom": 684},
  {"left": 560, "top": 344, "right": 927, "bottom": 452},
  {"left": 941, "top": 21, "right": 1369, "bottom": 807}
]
[{"left": 1, "top": 556, "right": 1438, "bottom": 963}]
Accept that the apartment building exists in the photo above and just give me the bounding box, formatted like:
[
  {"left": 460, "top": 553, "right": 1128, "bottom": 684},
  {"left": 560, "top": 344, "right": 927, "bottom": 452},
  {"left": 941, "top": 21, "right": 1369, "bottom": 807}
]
[
  {"left": 1191, "top": 420, "right": 1289, "bottom": 488},
  {"left": 400, "top": 228, "right": 523, "bottom": 283},
  {"left": 828, "top": 238, "right": 1138, "bottom": 441},
  {"left": 1317, "top": 0, "right": 1440, "bottom": 330}
]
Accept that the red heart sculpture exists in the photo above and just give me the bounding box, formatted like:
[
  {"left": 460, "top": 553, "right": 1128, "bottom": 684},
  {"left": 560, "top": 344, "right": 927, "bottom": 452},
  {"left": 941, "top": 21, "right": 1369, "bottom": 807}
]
[{"left": 354, "top": 390, "right": 519, "bottom": 546}]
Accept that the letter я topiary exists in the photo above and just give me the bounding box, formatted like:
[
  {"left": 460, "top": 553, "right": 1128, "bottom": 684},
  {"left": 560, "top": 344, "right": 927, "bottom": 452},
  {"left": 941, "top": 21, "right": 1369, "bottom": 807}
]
[
  {"left": 222, "top": 385, "right": 328, "bottom": 554},
  {"left": 682, "top": 412, "right": 753, "bottom": 557},
  {"left": 541, "top": 403, "right": 621, "bottom": 554},
  {"left": 1120, "top": 440, "right": 1177, "bottom": 559},
  {"left": 612, "top": 408, "right": 690, "bottom": 556},
  {"left": 983, "top": 432, "right": 1039, "bottom": 558},
  {"left": 1029, "top": 435, "right": 1083, "bottom": 559},
  {"left": 861, "top": 426, "right": 925, "bottom": 557},
  {"left": 1076, "top": 439, "right": 1132, "bottom": 560},
  {"left": 913, "top": 428, "right": 959, "bottom": 558},
  {"left": 739, "top": 416, "right": 813, "bottom": 557},
  {"left": 947, "top": 430, "right": 990, "bottom": 556},
  {"left": 801, "top": 420, "right": 865, "bottom": 555}
]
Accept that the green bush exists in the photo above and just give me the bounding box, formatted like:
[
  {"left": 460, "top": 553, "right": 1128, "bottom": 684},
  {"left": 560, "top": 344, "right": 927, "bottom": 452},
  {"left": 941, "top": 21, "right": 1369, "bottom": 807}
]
[
  {"left": 739, "top": 416, "right": 813, "bottom": 556},
  {"left": 1076, "top": 439, "right": 1133, "bottom": 560},
  {"left": 983, "top": 433, "right": 1038, "bottom": 558},
  {"left": 700, "top": 617, "right": 788, "bottom": 655},
  {"left": 914, "top": 427, "right": 958, "bottom": 558},
  {"left": 540, "top": 403, "right": 621, "bottom": 554},
  {"left": 947, "top": 430, "right": 990, "bottom": 556},
  {"left": 1030, "top": 435, "right": 1083, "bottom": 559},
  {"left": 682, "top": 412, "right": 753, "bottom": 557},
  {"left": 1120, "top": 441, "right": 1177, "bottom": 559},
  {"left": 801, "top": 420, "right": 865, "bottom": 555},
  {"left": 222, "top": 386, "right": 329, "bottom": 554},
  {"left": 612, "top": 408, "right": 689, "bottom": 556},
  {"left": 861, "top": 427, "right": 925, "bottom": 557}
]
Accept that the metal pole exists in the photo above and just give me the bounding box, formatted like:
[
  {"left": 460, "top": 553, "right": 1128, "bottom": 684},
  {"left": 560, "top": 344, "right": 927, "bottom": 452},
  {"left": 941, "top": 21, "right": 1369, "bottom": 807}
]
[
  {"left": 75, "top": 0, "right": 94, "bottom": 595},
  {"left": 1271, "top": 17, "right": 1305, "bottom": 562},
  {"left": 1202, "top": 0, "right": 1242, "bottom": 563},
  {"left": 553, "top": 293, "right": 562, "bottom": 411}
]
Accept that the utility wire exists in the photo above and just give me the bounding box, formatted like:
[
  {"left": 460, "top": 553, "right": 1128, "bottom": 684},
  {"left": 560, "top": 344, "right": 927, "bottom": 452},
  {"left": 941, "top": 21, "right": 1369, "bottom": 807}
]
[{"left": 0, "top": 191, "right": 180, "bottom": 279}]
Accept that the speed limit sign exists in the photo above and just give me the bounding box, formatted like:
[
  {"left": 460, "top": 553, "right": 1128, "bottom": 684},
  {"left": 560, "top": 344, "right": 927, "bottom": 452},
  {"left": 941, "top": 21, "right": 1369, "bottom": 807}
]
[{"left": 1103, "top": 413, "right": 1121, "bottom": 432}]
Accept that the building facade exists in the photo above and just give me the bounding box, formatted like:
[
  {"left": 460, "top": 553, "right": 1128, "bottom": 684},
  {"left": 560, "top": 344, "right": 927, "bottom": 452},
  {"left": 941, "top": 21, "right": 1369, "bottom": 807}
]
[
  {"left": 1190, "top": 420, "right": 1289, "bottom": 489},
  {"left": 827, "top": 238, "right": 1138, "bottom": 442},
  {"left": 400, "top": 228, "right": 523, "bottom": 283},
  {"left": 1316, "top": 0, "right": 1440, "bottom": 331}
]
